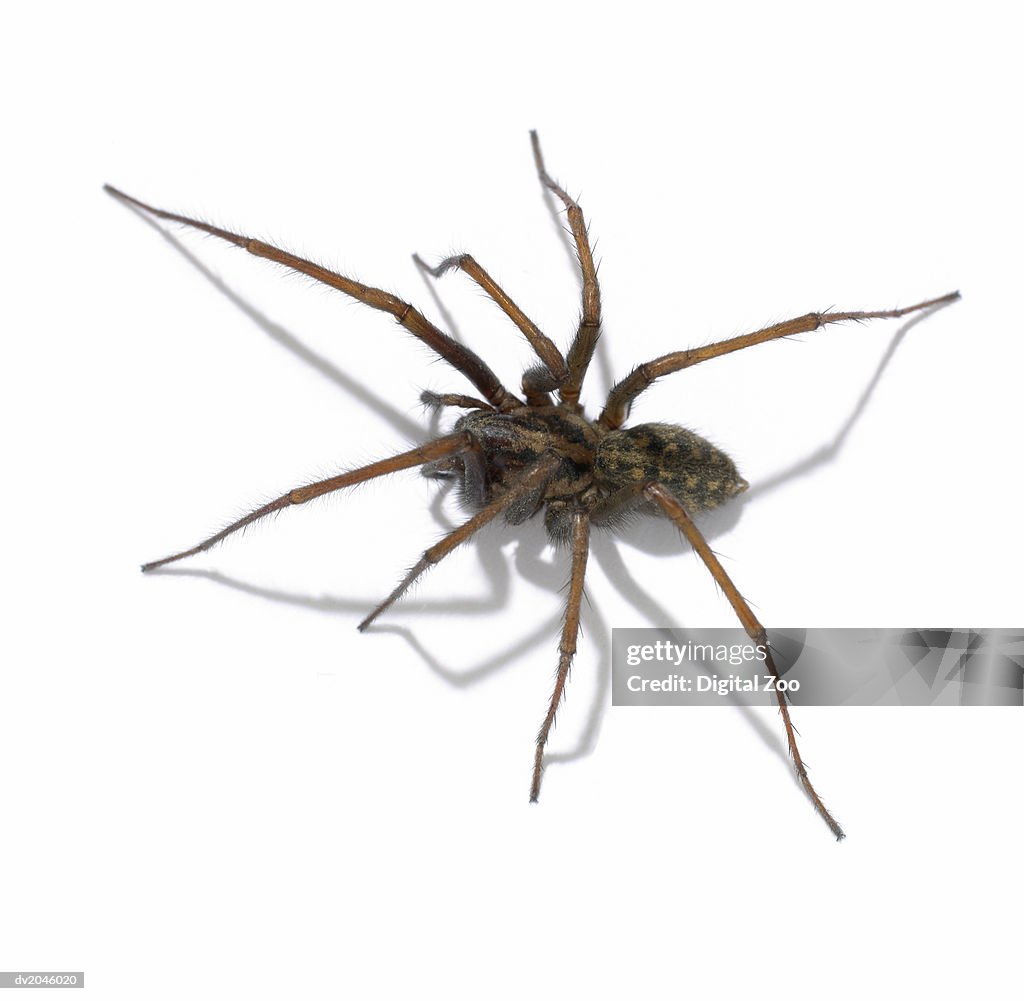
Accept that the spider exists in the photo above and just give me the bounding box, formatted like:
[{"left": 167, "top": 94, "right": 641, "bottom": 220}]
[{"left": 106, "top": 132, "right": 958, "bottom": 840}]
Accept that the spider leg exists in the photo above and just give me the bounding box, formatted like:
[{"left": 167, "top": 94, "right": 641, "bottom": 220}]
[
  {"left": 599, "top": 291, "right": 961, "bottom": 429},
  {"left": 141, "top": 433, "right": 472, "bottom": 572},
  {"left": 519, "top": 366, "right": 558, "bottom": 407},
  {"left": 589, "top": 482, "right": 650, "bottom": 526},
  {"left": 104, "top": 185, "right": 522, "bottom": 412},
  {"left": 414, "top": 253, "right": 568, "bottom": 387},
  {"left": 530, "top": 509, "right": 590, "bottom": 802},
  {"left": 645, "top": 482, "right": 845, "bottom": 840},
  {"left": 420, "top": 390, "right": 492, "bottom": 412},
  {"left": 357, "top": 453, "right": 561, "bottom": 631},
  {"left": 529, "top": 132, "right": 601, "bottom": 411}
]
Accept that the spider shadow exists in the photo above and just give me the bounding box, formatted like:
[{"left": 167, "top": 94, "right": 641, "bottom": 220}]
[
  {"left": 152, "top": 508, "right": 614, "bottom": 784},
  {"left": 113, "top": 200, "right": 425, "bottom": 443},
  {"left": 126, "top": 178, "right": 620, "bottom": 779},
  {"left": 743, "top": 306, "right": 942, "bottom": 504},
  {"left": 581, "top": 301, "right": 956, "bottom": 795},
  {"left": 413, "top": 139, "right": 618, "bottom": 402},
  {"left": 612, "top": 301, "right": 948, "bottom": 559},
  {"left": 129, "top": 188, "right": 954, "bottom": 797},
  {"left": 143, "top": 291, "right": 950, "bottom": 796}
]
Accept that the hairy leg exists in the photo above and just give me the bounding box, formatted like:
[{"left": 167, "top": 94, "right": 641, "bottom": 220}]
[
  {"left": 105, "top": 185, "right": 521, "bottom": 410},
  {"left": 141, "top": 434, "right": 472, "bottom": 572},
  {"left": 358, "top": 453, "right": 561, "bottom": 630},
  {"left": 530, "top": 509, "right": 590, "bottom": 801},
  {"left": 529, "top": 132, "right": 602, "bottom": 410},
  {"left": 415, "top": 252, "right": 567, "bottom": 389},
  {"left": 420, "top": 390, "right": 493, "bottom": 412},
  {"left": 646, "top": 482, "right": 845, "bottom": 839},
  {"left": 600, "top": 292, "right": 960, "bottom": 429}
]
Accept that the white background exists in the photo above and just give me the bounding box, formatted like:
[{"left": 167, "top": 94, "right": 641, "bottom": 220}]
[{"left": 3, "top": 2, "right": 1021, "bottom": 998}]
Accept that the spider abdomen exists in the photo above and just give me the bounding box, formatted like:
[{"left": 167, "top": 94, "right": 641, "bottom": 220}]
[{"left": 595, "top": 423, "right": 748, "bottom": 511}]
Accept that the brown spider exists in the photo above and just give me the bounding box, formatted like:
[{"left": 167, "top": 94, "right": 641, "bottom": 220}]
[{"left": 105, "top": 132, "right": 958, "bottom": 840}]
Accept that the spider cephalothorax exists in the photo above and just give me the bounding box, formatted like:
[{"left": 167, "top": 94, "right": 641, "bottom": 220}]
[{"left": 106, "top": 132, "right": 958, "bottom": 840}]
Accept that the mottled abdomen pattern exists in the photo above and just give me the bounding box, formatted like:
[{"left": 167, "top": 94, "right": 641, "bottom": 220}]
[{"left": 595, "top": 423, "right": 747, "bottom": 511}]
